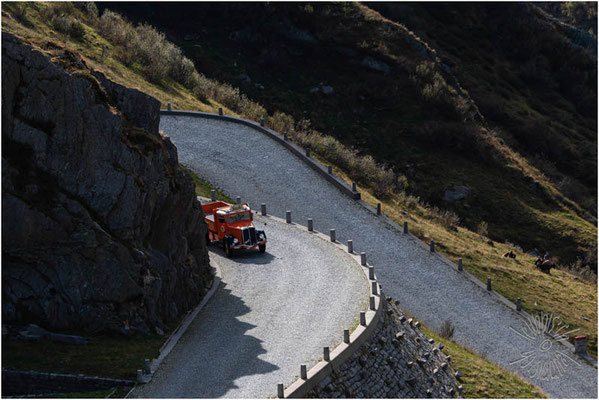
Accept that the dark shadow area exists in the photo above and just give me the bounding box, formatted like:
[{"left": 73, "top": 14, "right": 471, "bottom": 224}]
[
  {"left": 139, "top": 284, "right": 278, "bottom": 398},
  {"left": 208, "top": 247, "right": 277, "bottom": 265}
]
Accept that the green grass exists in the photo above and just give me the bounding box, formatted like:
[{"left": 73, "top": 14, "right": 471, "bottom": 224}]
[
  {"left": 419, "top": 325, "right": 547, "bottom": 398},
  {"left": 36, "top": 387, "right": 128, "bottom": 398},
  {"left": 2, "top": 333, "right": 164, "bottom": 380},
  {"left": 179, "top": 164, "right": 232, "bottom": 202}
]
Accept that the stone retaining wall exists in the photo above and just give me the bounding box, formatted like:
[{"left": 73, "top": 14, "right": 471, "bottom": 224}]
[{"left": 307, "top": 298, "right": 460, "bottom": 398}]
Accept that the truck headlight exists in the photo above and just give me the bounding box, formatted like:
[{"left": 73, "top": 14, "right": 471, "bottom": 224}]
[
  {"left": 232, "top": 238, "right": 239, "bottom": 245},
  {"left": 258, "top": 233, "right": 265, "bottom": 240}
]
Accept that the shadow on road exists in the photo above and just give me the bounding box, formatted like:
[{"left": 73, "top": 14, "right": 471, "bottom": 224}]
[
  {"left": 150, "top": 281, "right": 279, "bottom": 398},
  {"left": 209, "top": 247, "right": 276, "bottom": 265}
]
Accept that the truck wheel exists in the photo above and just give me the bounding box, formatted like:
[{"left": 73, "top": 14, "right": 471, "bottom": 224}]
[
  {"left": 224, "top": 241, "right": 233, "bottom": 258},
  {"left": 259, "top": 244, "right": 266, "bottom": 253}
]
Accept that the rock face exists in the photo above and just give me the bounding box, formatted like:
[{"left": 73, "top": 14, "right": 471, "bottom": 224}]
[
  {"left": 2, "top": 32, "right": 210, "bottom": 335},
  {"left": 444, "top": 185, "right": 470, "bottom": 202},
  {"left": 308, "top": 299, "right": 459, "bottom": 398}
]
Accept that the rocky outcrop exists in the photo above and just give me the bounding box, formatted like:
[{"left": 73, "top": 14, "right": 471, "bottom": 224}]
[
  {"left": 2, "top": 32, "right": 210, "bottom": 335},
  {"left": 444, "top": 186, "right": 470, "bottom": 202},
  {"left": 308, "top": 298, "right": 459, "bottom": 398}
]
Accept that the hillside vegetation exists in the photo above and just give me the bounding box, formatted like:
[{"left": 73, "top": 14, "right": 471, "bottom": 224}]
[{"left": 2, "top": 0, "right": 596, "bottom": 366}]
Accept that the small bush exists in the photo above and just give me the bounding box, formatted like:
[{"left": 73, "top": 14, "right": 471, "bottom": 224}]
[
  {"left": 439, "top": 320, "right": 455, "bottom": 340},
  {"left": 73, "top": 2, "right": 98, "bottom": 20},
  {"left": 238, "top": 94, "right": 266, "bottom": 120},
  {"left": 12, "top": 2, "right": 29, "bottom": 21},
  {"left": 215, "top": 84, "right": 241, "bottom": 110},
  {"left": 268, "top": 111, "right": 295, "bottom": 134},
  {"left": 477, "top": 221, "right": 489, "bottom": 237},
  {"left": 436, "top": 209, "right": 460, "bottom": 230},
  {"left": 52, "top": 15, "right": 86, "bottom": 40}
]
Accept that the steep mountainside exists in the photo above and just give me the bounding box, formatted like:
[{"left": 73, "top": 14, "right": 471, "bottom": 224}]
[
  {"left": 2, "top": 32, "right": 210, "bottom": 335},
  {"left": 103, "top": 2, "right": 596, "bottom": 265}
]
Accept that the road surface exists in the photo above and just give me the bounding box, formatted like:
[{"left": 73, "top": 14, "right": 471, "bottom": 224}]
[
  {"left": 161, "top": 114, "right": 597, "bottom": 398},
  {"left": 132, "top": 214, "right": 368, "bottom": 398}
]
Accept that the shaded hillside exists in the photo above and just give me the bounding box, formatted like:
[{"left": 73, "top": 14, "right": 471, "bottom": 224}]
[
  {"left": 371, "top": 2, "right": 597, "bottom": 208},
  {"left": 2, "top": 31, "right": 210, "bottom": 335},
  {"left": 103, "top": 1, "right": 596, "bottom": 265},
  {"left": 539, "top": 1, "right": 598, "bottom": 34}
]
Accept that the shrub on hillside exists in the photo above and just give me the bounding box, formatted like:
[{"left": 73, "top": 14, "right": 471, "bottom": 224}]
[
  {"left": 52, "top": 14, "right": 86, "bottom": 40},
  {"left": 477, "top": 221, "right": 489, "bottom": 237},
  {"left": 436, "top": 208, "right": 460, "bottom": 230},
  {"left": 73, "top": 2, "right": 98, "bottom": 20},
  {"left": 98, "top": 10, "right": 198, "bottom": 85}
]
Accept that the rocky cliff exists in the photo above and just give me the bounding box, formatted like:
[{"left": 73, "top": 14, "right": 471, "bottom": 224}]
[{"left": 2, "top": 31, "right": 210, "bottom": 335}]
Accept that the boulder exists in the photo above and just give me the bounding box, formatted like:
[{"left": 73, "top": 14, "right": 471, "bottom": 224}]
[
  {"left": 361, "top": 57, "right": 391, "bottom": 73},
  {"left": 321, "top": 86, "right": 334, "bottom": 95},
  {"left": 444, "top": 186, "right": 470, "bottom": 202},
  {"left": 2, "top": 32, "right": 210, "bottom": 335}
]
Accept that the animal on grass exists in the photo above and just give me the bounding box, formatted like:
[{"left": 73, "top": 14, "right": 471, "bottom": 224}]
[
  {"left": 535, "top": 256, "right": 555, "bottom": 274},
  {"left": 503, "top": 250, "right": 516, "bottom": 259}
]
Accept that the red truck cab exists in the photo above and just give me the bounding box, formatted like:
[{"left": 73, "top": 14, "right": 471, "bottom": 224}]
[{"left": 202, "top": 201, "right": 267, "bottom": 257}]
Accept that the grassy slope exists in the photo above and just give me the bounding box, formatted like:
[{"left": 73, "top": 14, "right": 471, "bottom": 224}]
[
  {"left": 419, "top": 324, "right": 547, "bottom": 398},
  {"left": 0, "top": 2, "right": 591, "bottom": 394},
  {"left": 2, "top": 332, "right": 164, "bottom": 380}
]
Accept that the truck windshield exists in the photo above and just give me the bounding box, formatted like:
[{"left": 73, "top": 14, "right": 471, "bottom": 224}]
[{"left": 227, "top": 212, "right": 250, "bottom": 224}]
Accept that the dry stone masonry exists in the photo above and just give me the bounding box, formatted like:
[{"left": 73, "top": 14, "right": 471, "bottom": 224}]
[
  {"left": 1, "top": 32, "right": 210, "bottom": 335},
  {"left": 307, "top": 298, "right": 459, "bottom": 398}
]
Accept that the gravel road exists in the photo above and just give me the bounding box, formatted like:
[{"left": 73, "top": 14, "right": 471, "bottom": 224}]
[
  {"left": 133, "top": 214, "right": 368, "bottom": 398},
  {"left": 161, "top": 115, "right": 597, "bottom": 398}
]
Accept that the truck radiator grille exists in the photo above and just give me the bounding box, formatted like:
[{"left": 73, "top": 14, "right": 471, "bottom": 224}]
[{"left": 243, "top": 227, "right": 257, "bottom": 245}]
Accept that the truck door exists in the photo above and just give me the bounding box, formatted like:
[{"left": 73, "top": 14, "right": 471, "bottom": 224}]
[{"left": 217, "top": 215, "right": 226, "bottom": 240}]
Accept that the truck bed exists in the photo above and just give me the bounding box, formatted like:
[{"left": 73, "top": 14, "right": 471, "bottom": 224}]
[{"left": 202, "top": 201, "right": 231, "bottom": 215}]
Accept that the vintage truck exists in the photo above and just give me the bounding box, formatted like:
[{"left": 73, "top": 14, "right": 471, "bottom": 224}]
[{"left": 202, "top": 201, "right": 267, "bottom": 257}]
